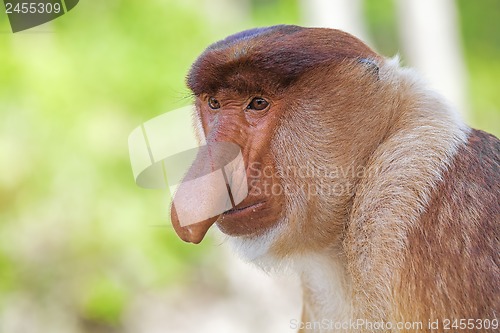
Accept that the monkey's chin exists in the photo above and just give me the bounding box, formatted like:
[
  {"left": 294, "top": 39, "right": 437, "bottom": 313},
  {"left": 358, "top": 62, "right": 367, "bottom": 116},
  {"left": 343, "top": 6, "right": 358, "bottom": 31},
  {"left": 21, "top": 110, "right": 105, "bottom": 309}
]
[{"left": 216, "top": 200, "right": 281, "bottom": 237}]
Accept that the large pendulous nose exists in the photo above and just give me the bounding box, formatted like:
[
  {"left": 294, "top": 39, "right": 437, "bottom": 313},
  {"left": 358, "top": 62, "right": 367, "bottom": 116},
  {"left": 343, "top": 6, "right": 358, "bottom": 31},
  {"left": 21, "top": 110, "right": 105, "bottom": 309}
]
[{"left": 170, "top": 142, "right": 248, "bottom": 243}]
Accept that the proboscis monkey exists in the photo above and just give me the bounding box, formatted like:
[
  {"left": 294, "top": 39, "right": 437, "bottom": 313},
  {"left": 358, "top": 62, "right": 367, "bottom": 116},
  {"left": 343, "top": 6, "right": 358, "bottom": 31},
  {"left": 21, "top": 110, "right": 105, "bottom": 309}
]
[{"left": 170, "top": 25, "right": 499, "bottom": 332}]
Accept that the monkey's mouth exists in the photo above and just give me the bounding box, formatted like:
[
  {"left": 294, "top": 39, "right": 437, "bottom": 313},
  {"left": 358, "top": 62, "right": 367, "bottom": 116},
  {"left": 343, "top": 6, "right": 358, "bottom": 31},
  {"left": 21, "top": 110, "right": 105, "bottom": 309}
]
[
  {"left": 216, "top": 199, "right": 279, "bottom": 237},
  {"left": 223, "top": 201, "right": 266, "bottom": 216}
]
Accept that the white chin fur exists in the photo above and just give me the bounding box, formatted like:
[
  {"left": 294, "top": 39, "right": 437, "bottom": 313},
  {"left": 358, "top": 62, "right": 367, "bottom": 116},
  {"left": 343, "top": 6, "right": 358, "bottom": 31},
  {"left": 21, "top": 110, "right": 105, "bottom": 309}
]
[{"left": 223, "top": 221, "right": 284, "bottom": 266}]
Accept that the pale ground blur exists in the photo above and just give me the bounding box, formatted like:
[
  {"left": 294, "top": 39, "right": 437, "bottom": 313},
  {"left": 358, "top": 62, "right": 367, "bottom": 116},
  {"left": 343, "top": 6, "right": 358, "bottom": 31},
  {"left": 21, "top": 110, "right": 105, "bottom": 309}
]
[{"left": 125, "top": 240, "right": 302, "bottom": 333}]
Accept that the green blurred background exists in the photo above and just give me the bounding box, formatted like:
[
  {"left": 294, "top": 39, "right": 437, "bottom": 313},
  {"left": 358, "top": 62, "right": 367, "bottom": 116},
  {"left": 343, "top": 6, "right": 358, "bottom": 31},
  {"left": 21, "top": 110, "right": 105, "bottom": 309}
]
[{"left": 0, "top": 0, "right": 498, "bottom": 332}]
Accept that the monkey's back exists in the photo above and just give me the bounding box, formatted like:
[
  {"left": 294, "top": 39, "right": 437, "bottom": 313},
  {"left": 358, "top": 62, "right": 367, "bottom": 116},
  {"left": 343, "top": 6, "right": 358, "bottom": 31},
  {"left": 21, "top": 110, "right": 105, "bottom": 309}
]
[{"left": 395, "top": 129, "right": 500, "bottom": 330}]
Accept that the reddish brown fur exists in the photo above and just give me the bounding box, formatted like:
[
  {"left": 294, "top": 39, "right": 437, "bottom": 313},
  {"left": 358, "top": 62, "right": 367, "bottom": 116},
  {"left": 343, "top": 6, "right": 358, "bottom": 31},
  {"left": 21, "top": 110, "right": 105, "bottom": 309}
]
[
  {"left": 187, "top": 25, "right": 380, "bottom": 96},
  {"left": 394, "top": 129, "right": 500, "bottom": 330}
]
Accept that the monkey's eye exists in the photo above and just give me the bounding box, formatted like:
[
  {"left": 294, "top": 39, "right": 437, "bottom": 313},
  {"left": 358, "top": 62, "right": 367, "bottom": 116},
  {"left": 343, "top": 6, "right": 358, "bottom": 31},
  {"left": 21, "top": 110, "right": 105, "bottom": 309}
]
[
  {"left": 208, "top": 97, "right": 221, "bottom": 109},
  {"left": 247, "top": 97, "right": 269, "bottom": 111}
]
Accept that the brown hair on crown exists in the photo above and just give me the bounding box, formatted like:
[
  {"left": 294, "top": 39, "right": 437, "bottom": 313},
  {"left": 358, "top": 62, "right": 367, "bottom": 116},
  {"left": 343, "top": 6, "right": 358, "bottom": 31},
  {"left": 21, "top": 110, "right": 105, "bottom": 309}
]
[{"left": 187, "top": 25, "right": 380, "bottom": 96}]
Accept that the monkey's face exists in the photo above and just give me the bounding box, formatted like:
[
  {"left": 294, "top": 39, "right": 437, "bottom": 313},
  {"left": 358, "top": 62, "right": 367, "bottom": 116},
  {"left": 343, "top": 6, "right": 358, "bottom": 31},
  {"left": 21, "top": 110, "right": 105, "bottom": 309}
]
[
  {"left": 170, "top": 25, "right": 381, "bottom": 250},
  {"left": 169, "top": 87, "right": 287, "bottom": 244},
  {"left": 197, "top": 92, "right": 285, "bottom": 236}
]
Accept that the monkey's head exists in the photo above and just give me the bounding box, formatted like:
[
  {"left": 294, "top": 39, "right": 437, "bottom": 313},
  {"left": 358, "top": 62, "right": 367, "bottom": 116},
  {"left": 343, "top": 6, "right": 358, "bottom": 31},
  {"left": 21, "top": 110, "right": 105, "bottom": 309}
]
[{"left": 171, "top": 25, "right": 391, "bottom": 261}]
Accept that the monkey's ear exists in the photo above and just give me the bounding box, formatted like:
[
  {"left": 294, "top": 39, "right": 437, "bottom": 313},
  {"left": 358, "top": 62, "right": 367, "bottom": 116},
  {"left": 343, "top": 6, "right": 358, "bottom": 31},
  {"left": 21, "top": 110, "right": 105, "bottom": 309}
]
[{"left": 358, "top": 58, "right": 379, "bottom": 79}]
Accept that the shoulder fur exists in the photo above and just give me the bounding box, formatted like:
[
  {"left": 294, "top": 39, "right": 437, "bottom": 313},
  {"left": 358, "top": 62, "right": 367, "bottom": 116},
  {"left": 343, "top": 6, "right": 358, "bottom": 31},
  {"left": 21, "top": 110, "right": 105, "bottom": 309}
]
[{"left": 344, "top": 56, "right": 470, "bottom": 321}]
